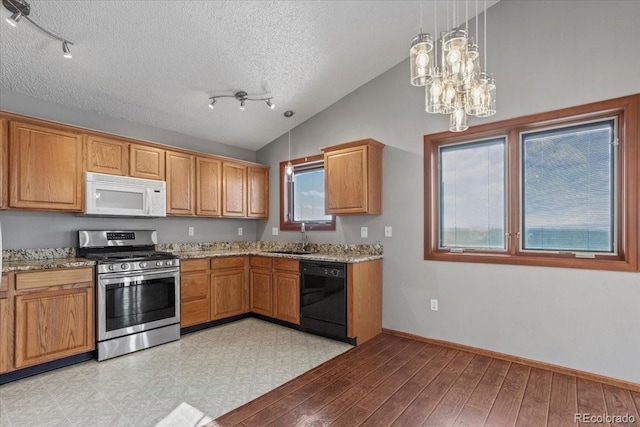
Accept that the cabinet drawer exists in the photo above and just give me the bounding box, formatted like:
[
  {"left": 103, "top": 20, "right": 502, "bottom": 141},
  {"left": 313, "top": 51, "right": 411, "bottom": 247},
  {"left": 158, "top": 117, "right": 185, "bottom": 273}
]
[
  {"left": 181, "top": 259, "right": 209, "bottom": 272},
  {"left": 211, "top": 257, "right": 246, "bottom": 270},
  {"left": 273, "top": 258, "right": 299, "bottom": 272},
  {"left": 0, "top": 274, "right": 7, "bottom": 292},
  {"left": 16, "top": 268, "right": 93, "bottom": 291},
  {"left": 250, "top": 256, "right": 273, "bottom": 269}
]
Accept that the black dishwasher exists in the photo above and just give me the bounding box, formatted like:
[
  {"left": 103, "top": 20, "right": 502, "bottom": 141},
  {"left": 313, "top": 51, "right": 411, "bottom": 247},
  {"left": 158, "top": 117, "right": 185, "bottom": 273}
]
[{"left": 300, "top": 261, "right": 348, "bottom": 340}]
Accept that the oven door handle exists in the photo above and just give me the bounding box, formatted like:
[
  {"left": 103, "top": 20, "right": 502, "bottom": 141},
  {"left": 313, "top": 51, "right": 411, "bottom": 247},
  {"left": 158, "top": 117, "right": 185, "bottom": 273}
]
[{"left": 99, "top": 268, "right": 179, "bottom": 285}]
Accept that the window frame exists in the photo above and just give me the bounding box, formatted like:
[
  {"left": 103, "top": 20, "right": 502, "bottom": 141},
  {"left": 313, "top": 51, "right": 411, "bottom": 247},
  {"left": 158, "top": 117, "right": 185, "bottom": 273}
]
[
  {"left": 424, "top": 94, "right": 639, "bottom": 272},
  {"left": 279, "top": 154, "right": 336, "bottom": 231}
]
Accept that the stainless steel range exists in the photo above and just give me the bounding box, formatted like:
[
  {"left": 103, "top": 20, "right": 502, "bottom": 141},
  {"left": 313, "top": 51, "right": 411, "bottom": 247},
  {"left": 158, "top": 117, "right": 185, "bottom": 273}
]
[{"left": 78, "top": 230, "right": 180, "bottom": 361}]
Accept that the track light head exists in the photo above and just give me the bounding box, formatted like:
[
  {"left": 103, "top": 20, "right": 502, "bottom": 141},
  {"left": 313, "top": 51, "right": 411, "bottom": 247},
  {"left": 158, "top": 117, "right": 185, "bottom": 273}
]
[
  {"left": 62, "top": 41, "right": 72, "bottom": 58},
  {"left": 6, "top": 11, "right": 21, "bottom": 26},
  {"left": 266, "top": 99, "right": 275, "bottom": 109},
  {"left": 239, "top": 99, "right": 246, "bottom": 110},
  {"left": 208, "top": 99, "right": 216, "bottom": 109}
]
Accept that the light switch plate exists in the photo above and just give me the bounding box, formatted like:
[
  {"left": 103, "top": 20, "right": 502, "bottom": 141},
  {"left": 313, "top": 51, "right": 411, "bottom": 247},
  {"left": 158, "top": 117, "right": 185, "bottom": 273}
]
[
  {"left": 384, "top": 226, "right": 392, "bottom": 237},
  {"left": 361, "top": 227, "right": 368, "bottom": 238},
  {"left": 238, "top": 227, "right": 243, "bottom": 236},
  {"left": 188, "top": 226, "right": 194, "bottom": 236},
  {"left": 272, "top": 227, "right": 279, "bottom": 236}
]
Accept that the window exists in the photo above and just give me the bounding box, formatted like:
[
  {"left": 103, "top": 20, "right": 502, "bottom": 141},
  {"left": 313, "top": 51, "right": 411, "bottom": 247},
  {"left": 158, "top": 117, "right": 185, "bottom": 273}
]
[
  {"left": 280, "top": 155, "right": 336, "bottom": 231},
  {"left": 424, "top": 94, "right": 639, "bottom": 271}
]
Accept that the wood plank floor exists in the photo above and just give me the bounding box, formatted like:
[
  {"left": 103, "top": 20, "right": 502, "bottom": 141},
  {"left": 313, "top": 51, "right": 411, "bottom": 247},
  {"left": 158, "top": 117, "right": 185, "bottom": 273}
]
[{"left": 206, "top": 333, "right": 640, "bottom": 427}]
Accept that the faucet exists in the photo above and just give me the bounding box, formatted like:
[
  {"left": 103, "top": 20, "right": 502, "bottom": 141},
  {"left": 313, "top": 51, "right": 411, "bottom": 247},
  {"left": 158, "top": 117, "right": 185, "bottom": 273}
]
[{"left": 301, "top": 222, "right": 309, "bottom": 251}]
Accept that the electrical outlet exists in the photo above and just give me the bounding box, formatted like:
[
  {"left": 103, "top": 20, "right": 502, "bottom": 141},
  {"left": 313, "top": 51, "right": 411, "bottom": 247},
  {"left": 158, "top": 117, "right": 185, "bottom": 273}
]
[
  {"left": 188, "top": 226, "right": 194, "bottom": 236},
  {"left": 272, "top": 227, "right": 279, "bottom": 236},
  {"left": 384, "top": 226, "right": 392, "bottom": 237},
  {"left": 361, "top": 227, "right": 368, "bottom": 238},
  {"left": 238, "top": 227, "right": 243, "bottom": 236},
  {"left": 430, "top": 299, "right": 439, "bottom": 311}
]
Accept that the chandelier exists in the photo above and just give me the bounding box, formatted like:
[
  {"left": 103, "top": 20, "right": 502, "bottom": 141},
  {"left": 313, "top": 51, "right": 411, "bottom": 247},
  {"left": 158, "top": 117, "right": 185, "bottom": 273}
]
[{"left": 410, "top": 0, "right": 496, "bottom": 132}]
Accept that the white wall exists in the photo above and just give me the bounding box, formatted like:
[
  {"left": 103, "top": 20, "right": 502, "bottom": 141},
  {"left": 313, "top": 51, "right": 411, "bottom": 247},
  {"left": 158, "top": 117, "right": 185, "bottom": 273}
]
[{"left": 257, "top": 0, "right": 640, "bottom": 383}]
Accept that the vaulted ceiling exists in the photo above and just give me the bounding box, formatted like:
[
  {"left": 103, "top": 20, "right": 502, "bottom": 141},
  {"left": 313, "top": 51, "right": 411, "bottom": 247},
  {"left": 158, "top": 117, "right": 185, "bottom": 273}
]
[{"left": 0, "top": 0, "right": 498, "bottom": 150}]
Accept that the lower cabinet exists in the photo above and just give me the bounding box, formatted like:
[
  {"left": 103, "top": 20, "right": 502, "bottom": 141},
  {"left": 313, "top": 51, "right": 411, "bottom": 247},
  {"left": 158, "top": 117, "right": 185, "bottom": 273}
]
[
  {"left": 180, "top": 256, "right": 249, "bottom": 327},
  {"left": 250, "top": 257, "right": 300, "bottom": 325},
  {"left": 0, "top": 274, "right": 12, "bottom": 374},
  {"left": 11, "top": 268, "right": 94, "bottom": 370}
]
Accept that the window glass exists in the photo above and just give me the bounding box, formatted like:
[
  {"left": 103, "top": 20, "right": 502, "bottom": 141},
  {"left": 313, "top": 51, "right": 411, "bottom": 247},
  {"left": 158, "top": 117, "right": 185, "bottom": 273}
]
[
  {"left": 439, "top": 137, "right": 506, "bottom": 249},
  {"left": 521, "top": 120, "right": 616, "bottom": 253},
  {"left": 292, "top": 167, "right": 332, "bottom": 222}
]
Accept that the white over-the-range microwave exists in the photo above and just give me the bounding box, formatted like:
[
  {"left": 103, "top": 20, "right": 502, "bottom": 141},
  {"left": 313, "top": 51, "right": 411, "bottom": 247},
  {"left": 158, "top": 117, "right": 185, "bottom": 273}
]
[{"left": 84, "top": 172, "right": 166, "bottom": 217}]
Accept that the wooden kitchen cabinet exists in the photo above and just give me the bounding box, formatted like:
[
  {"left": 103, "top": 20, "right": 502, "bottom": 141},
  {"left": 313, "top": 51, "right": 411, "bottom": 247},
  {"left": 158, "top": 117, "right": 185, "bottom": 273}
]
[
  {"left": 130, "top": 143, "right": 165, "bottom": 180},
  {"left": 323, "top": 138, "right": 384, "bottom": 215},
  {"left": 273, "top": 258, "right": 300, "bottom": 324},
  {"left": 196, "top": 157, "right": 222, "bottom": 217},
  {"left": 249, "top": 257, "right": 273, "bottom": 317},
  {"left": 180, "top": 259, "right": 210, "bottom": 327},
  {"left": 0, "top": 118, "right": 8, "bottom": 209},
  {"left": 0, "top": 274, "right": 12, "bottom": 374},
  {"left": 85, "top": 135, "right": 129, "bottom": 176},
  {"left": 13, "top": 268, "right": 94, "bottom": 369},
  {"left": 9, "top": 121, "right": 84, "bottom": 211},
  {"left": 210, "top": 257, "right": 247, "bottom": 319},
  {"left": 247, "top": 166, "right": 269, "bottom": 219},
  {"left": 222, "top": 162, "right": 247, "bottom": 217},
  {"left": 347, "top": 259, "right": 382, "bottom": 344},
  {"left": 166, "top": 151, "right": 196, "bottom": 215}
]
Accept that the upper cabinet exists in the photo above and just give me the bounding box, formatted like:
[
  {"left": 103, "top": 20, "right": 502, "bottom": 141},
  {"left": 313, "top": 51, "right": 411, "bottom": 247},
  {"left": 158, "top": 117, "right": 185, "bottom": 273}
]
[
  {"left": 86, "top": 135, "right": 129, "bottom": 176},
  {"left": 9, "top": 121, "right": 83, "bottom": 211},
  {"left": 0, "top": 118, "right": 8, "bottom": 209},
  {"left": 130, "top": 144, "right": 165, "bottom": 180},
  {"left": 323, "top": 138, "right": 384, "bottom": 215},
  {"left": 222, "top": 162, "right": 247, "bottom": 217},
  {"left": 166, "top": 151, "right": 195, "bottom": 216},
  {"left": 247, "top": 166, "right": 269, "bottom": 219},
  {"left": 196, "top": 157, "right": 222, "bottom": 217}
]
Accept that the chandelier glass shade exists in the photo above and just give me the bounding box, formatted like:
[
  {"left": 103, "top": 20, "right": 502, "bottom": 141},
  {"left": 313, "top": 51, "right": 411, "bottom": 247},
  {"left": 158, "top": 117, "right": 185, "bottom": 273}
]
[{"left": 411, "top": 0, "right": 496, "bottom": 132}]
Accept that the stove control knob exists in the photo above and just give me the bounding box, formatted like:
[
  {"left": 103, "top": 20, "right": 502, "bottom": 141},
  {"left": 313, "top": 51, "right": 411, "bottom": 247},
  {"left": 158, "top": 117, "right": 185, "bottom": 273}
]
[
  {"left": 139, "top": 262, "right": 147, "bottom": 269},
  {"left": 156, "top": 261, "right": 163, "bottom": 267},
  {"left": 108, "top": 264, "right": 116, "bottom": 271},
  {"left": 165, "top": 260, "right": 173, "bottom": 266},
  {"left": 121, "top": 263, "right": 129, "bottom": 270}
]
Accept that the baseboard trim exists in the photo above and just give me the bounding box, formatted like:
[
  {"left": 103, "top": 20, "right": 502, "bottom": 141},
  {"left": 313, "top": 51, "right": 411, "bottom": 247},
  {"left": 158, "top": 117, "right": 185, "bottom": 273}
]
[{"left": 382, "top": 328, "right": 640, "bottom": 393}]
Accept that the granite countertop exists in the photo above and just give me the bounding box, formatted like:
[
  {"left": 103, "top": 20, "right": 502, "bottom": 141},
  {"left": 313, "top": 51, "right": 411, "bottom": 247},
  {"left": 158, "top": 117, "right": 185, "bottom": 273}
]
[
  {"left": 2, "top": 258, "right": 96, "bottom": 273},
  {"left": 1, "top": 242, "right": 383, "bottom": 272},
  {"left": 171, "top": 249, "right": 383, "bottom": 264}
]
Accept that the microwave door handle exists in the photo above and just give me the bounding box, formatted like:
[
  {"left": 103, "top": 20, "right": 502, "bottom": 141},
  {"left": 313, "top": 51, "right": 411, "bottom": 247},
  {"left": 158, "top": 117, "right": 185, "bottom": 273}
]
[{"left": 145, "top": 188, "right": 152, "bottom": 215}]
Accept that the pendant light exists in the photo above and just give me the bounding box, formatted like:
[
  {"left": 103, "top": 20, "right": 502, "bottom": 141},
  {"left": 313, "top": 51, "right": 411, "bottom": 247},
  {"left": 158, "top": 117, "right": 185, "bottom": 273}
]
[
  {"left": 409, "top": 2, "right": 433, "bottom": 86},
  {"left": 284, "top": 111, "right": 295, "bottom": 177}
]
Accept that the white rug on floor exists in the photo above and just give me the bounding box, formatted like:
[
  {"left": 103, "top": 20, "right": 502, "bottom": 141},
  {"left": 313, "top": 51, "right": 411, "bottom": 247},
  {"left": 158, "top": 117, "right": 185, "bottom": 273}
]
[{"left": 155, "top": 402, "right": 212, "bottom": 427}]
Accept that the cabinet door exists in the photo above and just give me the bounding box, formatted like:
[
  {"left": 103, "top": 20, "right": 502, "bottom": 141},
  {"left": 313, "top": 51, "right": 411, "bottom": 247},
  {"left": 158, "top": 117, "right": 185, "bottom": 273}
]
[
  {"left": 211, "top": 268, "right": 245, "bottom": 320},
  {"left": 250, "top": 269, "right": 272, "bottom": 316},
  {"left": 86, "top": 135, "right": 129, "bottom": 176},
  {"left": 196, "top": 157, "right": 222, "bottom": 217},
  {"left": 324, "top": 146, "right": 368, "bottom": 214},
  {"left": 222, "top": 162, "right": 247, "bottom": 217},
  {"left": 14, "top": 286, "right": 94, "bottom": 369},
  {"left": 247, "top": 166, "right": 269, "bottom": 218},
  {"left": 0, "top": 118, "right": 8, "bottom": 209},
  {"left": 166, "top": 151, "right": 195, "bottom": 215},
  {"left": 180, "top": 271, "right": 209, "bottom": 327},
  {"left": 273, "top": 271, "right": 300, "bottom": 325},
  {"left": 130, "top": 144, "right": 165, "bottom": 180},
  {"left": 0, "top": 274, "right": 11, "bottom": 374},
  {"left": 9, "top": 121, "right": 83, "bottom": 211}
]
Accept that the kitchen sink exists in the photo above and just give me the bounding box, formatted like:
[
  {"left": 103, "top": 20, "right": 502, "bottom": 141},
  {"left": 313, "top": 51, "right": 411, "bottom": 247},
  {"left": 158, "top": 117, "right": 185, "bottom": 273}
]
[{"left": 267, "top": 250, "right": 317, "bottom": 255}]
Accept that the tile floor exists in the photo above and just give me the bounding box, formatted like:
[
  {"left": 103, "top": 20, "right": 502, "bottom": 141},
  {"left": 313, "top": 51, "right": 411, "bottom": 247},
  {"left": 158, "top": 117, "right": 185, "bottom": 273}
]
[{"left": 0, "top": 318, "right": 353, "bottom": 427}]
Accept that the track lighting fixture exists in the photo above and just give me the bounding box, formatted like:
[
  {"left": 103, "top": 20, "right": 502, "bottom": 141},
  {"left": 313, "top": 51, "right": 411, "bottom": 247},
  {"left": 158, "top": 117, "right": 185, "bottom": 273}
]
[
  {"left": 207, "top": 91, "right": 275, "bottom": 111},
  {"left": 3, "top": 0, "right": 75, "bottom": 58}
]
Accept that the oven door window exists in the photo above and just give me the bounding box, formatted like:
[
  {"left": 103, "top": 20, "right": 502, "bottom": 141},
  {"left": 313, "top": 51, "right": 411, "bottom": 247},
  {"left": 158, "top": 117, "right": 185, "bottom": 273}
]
[{"left": 105, "top": 276, "right": 176, "bottom": 332}]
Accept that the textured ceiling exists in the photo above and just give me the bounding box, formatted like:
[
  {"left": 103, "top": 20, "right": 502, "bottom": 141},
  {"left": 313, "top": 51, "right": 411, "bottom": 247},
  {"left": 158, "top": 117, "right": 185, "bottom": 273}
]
[{"left": 0, "top": 0, "right": 498, "bottom": 150}]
